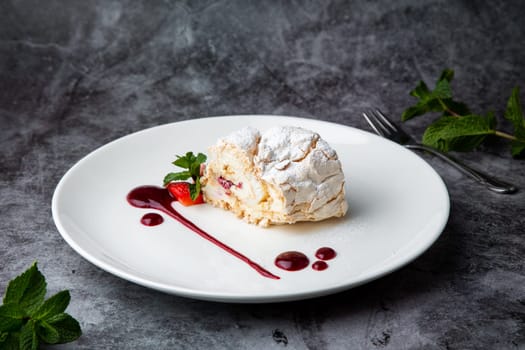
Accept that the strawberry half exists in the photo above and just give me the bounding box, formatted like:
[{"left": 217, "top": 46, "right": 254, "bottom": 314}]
[{"left": 166, "top": 182, "right": 204, "bottom": 206}]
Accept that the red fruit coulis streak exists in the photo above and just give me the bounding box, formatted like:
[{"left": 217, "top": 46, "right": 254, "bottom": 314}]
[{"left": 127, "top": 186, "right": 280, "bottom": 280}]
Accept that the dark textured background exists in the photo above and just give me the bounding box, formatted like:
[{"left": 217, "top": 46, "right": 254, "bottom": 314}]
[{"left": 1, "top": 1, "right": 525, "bottom": 349}]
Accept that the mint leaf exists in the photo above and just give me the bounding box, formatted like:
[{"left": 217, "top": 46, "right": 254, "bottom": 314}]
[
  {"left": 33, "top": 290, "right": 70, "bottom": 321},
  {"left": 401, "top": 104, "right": 429, "bottom": 121},
  {"left": 401, "top": 68, "right": 525, "bottom": 156},
  {"left": 36, "top": 320, "right": 60, "bottom": 344},
  {"left": 163, "top": 171, "right": 192, "bottom": 185},
  {"left": 402, "top": 69, "right": 458, "bottom": 121},
  {"left": 511, "top": 140, "right": 525, "bottom": 157},
  {"left": 0, "top": 332, "right": 19, "bottom": 350},
  {"left": 3, "top": 262, "right": 46, "bottom": 315},
  {"left": 422, "top": 115, "right": 495, "bottom": 152},
  {"left": 0, "top": 262, "right": 82, "bottom": 349},
  {"left": 505, "top": 87, "right": 523, "bottom": 125},
  {"left": 164, "top": 151, "right": 207, "bottom": 200},
  {"left": 440, "top": 99, "right": 471, "bottom": 116},
  {"left": 504, "top": 86, "right": 525, "bottom": 157},
  {"left": 432, "top": 79, "right": 452, "bottom": 100},
  {"left": 438, "top": 68, "right": 455, "bottom": 82},
  {"left": 173, "top": 155, "right": 190, "bottom": 169},
  {"left": 19, "top": 319, "right": 38, "bottom": 350},
  {"left": 189, "top": 182, "right": 199, "bottom": 201},
  {"left": 409, "top": 80, "right": 431, "bottom": 99},
  {"left": 46, "top": 313, "right": 81, "bottom": 343},
  {"left": 195, "top": 153, "right": 207, "bottom": 165},
  {"left": 402, "top": 86, "right": 441, "bottom": 121},
  {"left": 0, "top": 303, "right": 24, "bottom": 332}
]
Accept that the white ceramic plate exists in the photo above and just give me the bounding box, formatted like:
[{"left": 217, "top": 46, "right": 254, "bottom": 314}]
[{"left": 52, "top": 115, "right": 449, "bottom": 303}]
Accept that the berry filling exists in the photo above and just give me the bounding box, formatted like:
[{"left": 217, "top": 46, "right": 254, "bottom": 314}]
[
  {"left": 218, "top": 176, "right": 234, "bottom": 190},
  {"left": 217, "top": 176, "right": 242, "bottom": 195}
]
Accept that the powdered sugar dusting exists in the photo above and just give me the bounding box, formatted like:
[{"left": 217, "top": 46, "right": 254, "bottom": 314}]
[{"left": 220, "top": 126, "right": 260, "bottom": 155}]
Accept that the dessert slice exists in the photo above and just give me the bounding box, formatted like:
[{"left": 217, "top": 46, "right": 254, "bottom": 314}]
[{"left": 201, "top": 126, "right": 348, "bottom": 227}]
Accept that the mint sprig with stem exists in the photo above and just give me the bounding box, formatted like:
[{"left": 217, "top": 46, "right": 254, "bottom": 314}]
[
  {"left": 401, "top": 68, "right": 525, "bottom": 157},
  {"left": 163, "top": 151, "right": 207, "bottom": 200},
  {"left": 0, "top": 262, "right": 81, "bottom": 350}
]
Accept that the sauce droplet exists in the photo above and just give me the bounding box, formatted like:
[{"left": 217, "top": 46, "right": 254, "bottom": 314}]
[
  {"left": 140, "top": 213, "right": 164, "bottom": 226},
  {"left": 275, "top": 251, "right": 309, "bottom": 271},
  {"left": 315, "top": 247, "right": 336, "bottom": 261},
  {"left": 127, "top": 186, "right": 280, "bottom": 280},
  {"left": 312, "top": 261, "right": 328, "bottom": 271}
]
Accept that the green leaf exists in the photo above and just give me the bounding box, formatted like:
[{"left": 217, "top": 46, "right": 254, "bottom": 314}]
[
  {"left": 164, "top": 151, "right": 207, "bottom": 199},
  {"left": 3, "top": 263, "right": 46, "bottom": 316},
  {"left": 485, "top": 111, "right": 497, "bottom": 129},
  {"left": 409, "top": 80, "right": 431, "bottom": 100},
  {"left": 432, "top": 79, "right": 452, "bottom": 100},
  {"left": 511, "top": 141, "right": 525, "bottom": 157},
  {"left": 189, "top": 163, "right": 200, "bottom": 180},
  {"left": 0, "top": 303, "right": 25, "bottom": 332},
  {"left": 195, "top": 153, "right": 207, "bottom": 165},
  {"left": 402, "top": 99, "right": 445, "bottom": 121},
  {"left": 189, "top": 182, "right": 199, "bottom": 200},
  {"left": 163, "top": 171, "right": 192, "bottom": 185},
  {"left": 438, "top": 68, "right": 455, "bottom": 82},
  {"left": 504, "top": 87, "right": 524, "bottom": 128},
  {"left": 19, "top": 319, "right": 38, "bottom": 350},
  {"left": 440, "top": 99, "right": 471, "bottom": 116},
  {"left": 402, "top": 69, "right": 457, "bottom": 121},
  {"left": 173, "top": 155, "right": 190, "bottom": 169},
  {"left": 400, "top": 69, "right": 525, "bottom": 157},
  {"left": 190, "top": 153, "right": 207, "bottom": 180},
  {"left": 32, "top": 290, "right": 70, "bottom": 321},
  {"left": 0, "top": 333, "right": 19, "bottom": 350},
  {"left": 36, "top": 320, "right": 60, "bottom": 344},
  {"left": 0, "top": 263, "right": 82, "bottom": 348},
  {"left": 46, "top": 313, "right": 81, "bottom": 343},
  {"left": 401, "top": 103, "right": 433, "bottom": 121},
  {"left": 422, "top": 115, "right": 495, "bottom": 152},
  {"left": 504, "top": 86, "right": 525, "bottom": 157}
]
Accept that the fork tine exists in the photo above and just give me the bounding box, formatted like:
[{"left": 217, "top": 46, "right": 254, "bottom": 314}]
[
  {"left": 363, "top": 112, "right": 382, "bottom": 135},
  {"left": 362, "top": 112, "right": 382, "bottom": 136},
  {"left": 373, "top": 108, "right": 412, "bottom": 143},
  {"left": 373, "top": 109, "right": 397, "bottom": 131},
  {"left": 362, "top": 111, "right": 389, "bottom": 136}
]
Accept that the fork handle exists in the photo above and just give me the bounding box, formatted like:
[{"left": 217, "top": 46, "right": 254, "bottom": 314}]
[{"left": 405, "top": 144, "right": 517, "bottom": 194}]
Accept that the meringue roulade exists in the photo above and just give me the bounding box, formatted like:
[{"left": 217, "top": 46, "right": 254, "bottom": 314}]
[{"left": 201, "top": 126, "right": 348, "bottom": 227}]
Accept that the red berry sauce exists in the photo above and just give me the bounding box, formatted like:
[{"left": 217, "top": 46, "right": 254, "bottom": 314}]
[
  {"left": 129, "top": 185, "right": 338, "bottom": 278},
  {"left": 315, "top": 247, "right": 336, "bottom": 261},
  {"left": 312, "top": 261, "right": 329, "bottom": 271},
  {"left": 127, "top": 186, "right": 280, "bottom": 280},
  {"left": 140, "top": 213, "right": 164, "bottom": 226},
  {"left": 274, "top": 251, "right": 309, "bottom": 271}
]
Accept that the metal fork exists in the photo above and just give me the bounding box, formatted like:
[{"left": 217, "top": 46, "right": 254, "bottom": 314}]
[{"left": 362, "top": 109, "right": 517, "bottom": 194}]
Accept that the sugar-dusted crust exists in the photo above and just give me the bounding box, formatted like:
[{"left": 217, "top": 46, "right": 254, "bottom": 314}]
[{"left": 201, "top": 126, "right": 348, "bottom": 227}]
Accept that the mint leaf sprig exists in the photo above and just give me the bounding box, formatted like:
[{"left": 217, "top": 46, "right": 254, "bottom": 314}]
[
  {"left": 163, "top": 152, "right": 207, "bottom": 200},
  {"left": 0, "top": 262, "right": 81, "bottom": 350},
  {"left": 401, "top": 68, "right": 525, "bottom": 157}
]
